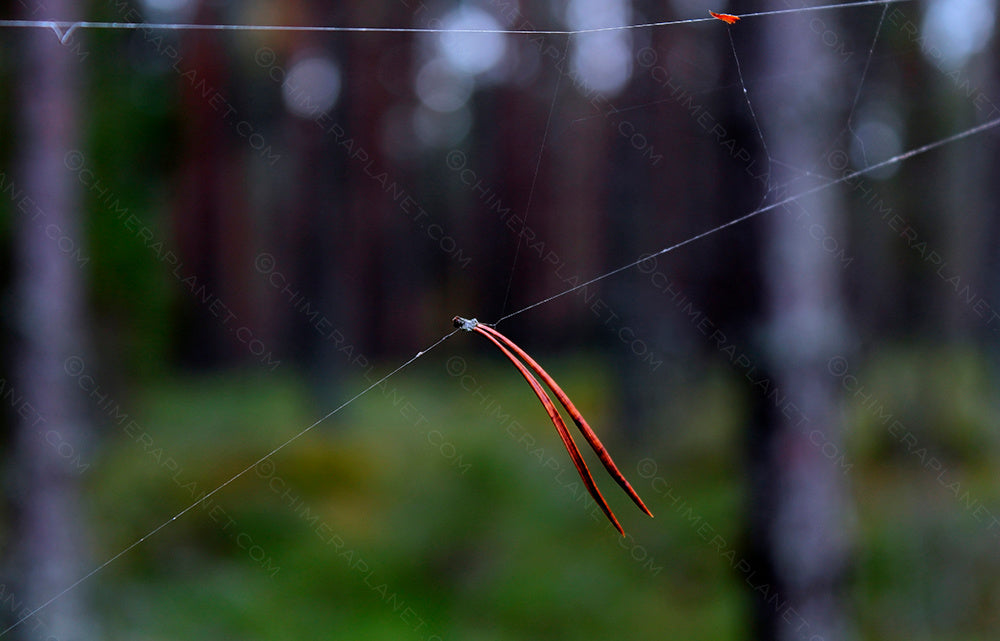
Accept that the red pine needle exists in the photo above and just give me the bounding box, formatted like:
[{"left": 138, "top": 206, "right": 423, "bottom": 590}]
[
  {"left": 454, "top": 316, "right": 654, "bottom": 535},
  {"left": 475, "top": 323, "right": 655, "bottom": 518},
  {"left": 709, "top": 11, "right": 740, "bottom": 24}
]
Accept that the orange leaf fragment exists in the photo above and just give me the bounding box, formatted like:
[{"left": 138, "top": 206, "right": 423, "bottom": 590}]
[{"left": 709, "top": 11, "right": 740, "bottom": 24}]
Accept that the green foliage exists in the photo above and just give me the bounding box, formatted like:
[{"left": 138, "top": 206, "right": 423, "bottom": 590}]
[
  {"left": 88, "top": 358, "right": 747, "bottom": 640},
  {"left": 82, "top": 28, "right": 179, "bottom": 377},
  {"left": 86, "top": 345, "right": 1000, "bottom": 639},
  {"left": 845, "top": 345, "right": 1000, "bottom": 640}
]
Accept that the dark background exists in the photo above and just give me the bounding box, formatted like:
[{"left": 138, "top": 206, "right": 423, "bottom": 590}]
[{"left": 1, "top": 1, "right": 998, "bottom": 639}]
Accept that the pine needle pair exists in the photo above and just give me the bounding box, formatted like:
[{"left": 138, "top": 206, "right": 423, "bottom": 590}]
[{"left": 454, "top": 317, "right": 653, "bottom": 535}]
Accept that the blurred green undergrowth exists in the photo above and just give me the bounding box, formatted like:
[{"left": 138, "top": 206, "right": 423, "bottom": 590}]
[{"left": 87, "top": 345, "right": 998, "bottom": 640}]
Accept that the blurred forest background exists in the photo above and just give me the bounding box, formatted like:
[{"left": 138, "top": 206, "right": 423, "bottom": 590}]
[{"left": 1, "top": 0, "right": 999, "bottom": 639}]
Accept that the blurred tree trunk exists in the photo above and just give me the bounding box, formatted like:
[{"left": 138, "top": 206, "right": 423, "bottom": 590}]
[
  {"left": 174, "top": 0, "right": 240, "bottom": 367},
  {"left": 746, "top": 6, "right": 853, "bottom": 641},
  {"left": 939, "top": 51, "right": 995, "bottom": 339},
  {"left": 988, "top": 9, "right": 1000, "bottom": 351},
  {"left": 7, "top": 1, "right": 92, "bottom": 640}
]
